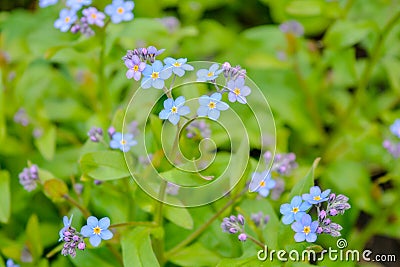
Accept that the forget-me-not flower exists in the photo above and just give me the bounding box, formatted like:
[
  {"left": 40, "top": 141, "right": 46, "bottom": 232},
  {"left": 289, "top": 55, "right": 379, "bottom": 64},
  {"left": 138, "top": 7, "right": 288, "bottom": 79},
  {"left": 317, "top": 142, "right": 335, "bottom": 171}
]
[
  {"left": 110, "top": 132, "right": 137, "bottom": 152},
  {"left": 81, "top": 216, "right": 113, "bottom": 247},
  {"left": 159, "top": 96, "right": 190, "bottom": 125},
  {"left": 249, "top": 170, "right": 276, "bottom": 197},
  {"left": 125, "top": 55, "right": 146, "bottom": 81},
  {"left": 58, "top": 215, "right": 73, "bottom": 241},
  {"left": 196, "top": 63, "right": 223, "bottom": 81},
  {"left": 197, "top": 92, "right": 229, "bottom": 120},
  {"left": 302, "top": 186, "right": 331, "bottom": 205},
  {"left": 280, "top": 196, "right": 311, "bottom": 225},
  {"left": 6, "top": 259, "right": 19, "bottom": 267},
  {"left": 227, "top": 77, "right": 251, "bottom": 104},
  {"left": 39, "top": 0, "right": 58, "bottom": 8},
  {"left": 105, "top": 0, "right": 134, "bottom": 24},
  {"left": 54, "top": 9, "right": 77, "bottom": 32},
  {"left": 82, "top": 7, "right": 105, "bottom": 27},
  {"left": 141, "top": 60, "right": 172, "bottom": 89},
  {"left": 390, "top": 119, "right": 400, "bottom": 138},
  {"left": 291, "top": 214, "right": 318, "bottom": 242},
  {"left": 164, "top": 57, "right": 194, "bottom": 77}
]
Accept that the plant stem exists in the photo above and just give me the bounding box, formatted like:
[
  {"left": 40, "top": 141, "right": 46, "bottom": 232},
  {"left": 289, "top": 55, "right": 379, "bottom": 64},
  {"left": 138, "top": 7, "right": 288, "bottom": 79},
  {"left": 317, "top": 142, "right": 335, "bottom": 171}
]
[
  {"left": 164, "top": 190, "right": 245, "bottom": 259},
  {"left": 109, "top": 221, "right": 157, "bottom": 229},
  {"left": 62, "top": 194, "right": 91, "bottom": 218},
  {"left": 246, "top": 234, "right": 266, "bottom": 249}
]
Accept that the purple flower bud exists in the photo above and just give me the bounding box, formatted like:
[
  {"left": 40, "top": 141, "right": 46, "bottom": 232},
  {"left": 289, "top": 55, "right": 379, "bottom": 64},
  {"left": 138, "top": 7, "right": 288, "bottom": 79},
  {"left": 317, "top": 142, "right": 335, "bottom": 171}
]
[
  {"left": 330, "top": 230, "right": 341, "bottom": 237},
  {"left": 328, "top": 193, "right": 336, "bottom": 202},
  {"left": 330, "top": 223, "right": 342, "bottom": 231},
  {"left": 238, "top": 233, "right": 247, "bottom": 241},
  {"left": 237, "top": 214, "right": 245, "bottom": 225},
  {"left": 229, "top": 227, "right": 238, "bottom": 234},
  {"left": 222, "top": 62, "right": 231, "bottom": 71},
  {"left": 71, "top": 24, "right": 81, "bottom": 33},
  {"left": 263, "top": 215, "right": 270, "bottom": 224},
  {"left": 74, "top": 183, "right": 84, "bottom": 195},
  {"left": 323, "top": 218, "right": 331, "bottom": 225},
  {"left": 108, "top": 126, "right": 116, "bottom": 138},
  {"left": 329, "top": 209, "right": 338, "bottom": 216},
  {"left": 78, "top": 242, "right": 86, "bottom": 250},
  {"left": 323, "top": 228, "right": 331, "bottom": 234},
  {"left": 316, "top": 226, "right": 323, "bottom": 234},
  {"left": 94, "top": 180, "right": 103, "bottom": 185},
  {"left": 335, "top": 194, "right": 349, "bottom": 202},
  {"left": 319, "top": 210, "right": 327, "bottom": 220},
  {"left": 73, "top": 235, "right": 80, "bottom": 241},
  {"left": 229, "top": 215, "right": 237, "bottom": 222}
]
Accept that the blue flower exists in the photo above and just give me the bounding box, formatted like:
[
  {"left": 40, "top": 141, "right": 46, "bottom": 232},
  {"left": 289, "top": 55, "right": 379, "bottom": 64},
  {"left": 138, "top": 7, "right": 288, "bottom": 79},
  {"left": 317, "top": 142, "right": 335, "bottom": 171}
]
[
  {"left": 58, "top": 215, "right": 73, "bottom": 241},
  {"left": 81, "top": 216, "right": 113, "bottom": 247},
  {"left": 280, "top": 196, "right": 311, "bottom": 225},
  {"left": 125, "top": 55, "right": 146, "bottom": 81},
  {"left": 302, "top": 186, "right": 331, "bottom": 205},
  {"left": 110, "top": 132, "right": 137, "bottom": 152},
  {"left": 390, "top": 119, "right": 400, "bottom": 138},
  {"left": 197, "top": 93, "right": 229, "bottom": 120},
  {"left": 66, "top": 0, "right": 91, "bottom": 10},
  {"left": 82, "top": 7, "right": 106, "bottom": 27},
  {"left": 291, "top": 214, "right": 318, "bottom": 242},
  {"left": 196, "top": 63, "right": 223, "bottom": 81},
  {"left": 159, "top": 96, "right": 191, "bottom": 125},
  {"left": 39, "top": 0, "right": 58, "bottom": 8},
  {"left": 141, "top": 60, "right": 172, "bottom": 89},
  {"left": 105, "top": 0, "right": 134, "bottom": 24},
  {"left": 226, "top": 77, "right": 251, "bottom": 104},
  {"left": 6, "top": 259, "right": 19, "bottom": 267},
  {"left": 279, "top": 20, "right": 304, "bottom": 37},
  {"left": 164, "top": 57, "right": 194, "bottom": 77},
  {"left": 54, "top": 9, "right": 77, "bottom": 32},
  {"left": 248, "top": 170, "right": 276, "bottom": 197}
]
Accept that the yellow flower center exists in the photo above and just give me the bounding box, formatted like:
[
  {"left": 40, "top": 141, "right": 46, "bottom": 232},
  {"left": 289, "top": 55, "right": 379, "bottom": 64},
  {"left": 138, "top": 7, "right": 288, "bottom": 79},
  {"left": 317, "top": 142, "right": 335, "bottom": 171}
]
[
  {"left": 117, "top": 7, "right": 124, "bottom": 14},
  {"left": 233, "top": 88, "right": 241, "bottom": 96},
  {"left": 133, "top": 65, "right": 139, "bottom": 71},
  {"left": 259, "top": 181, "right": 266, "bottom": 187},
  {"left": 91, "top": 13, "right": 97, "bottom": 19},
  {"left": 303, "top": 226, "right": 311, "bottom": 234},
  {"left": 65, "top": 16, "right": 71, "bottom": 23},
  {"left": 93, "top": 226, "right": 101, "bottom": 235},
  {"left": 208, "top": 101, "right": 216, "bottom": 109},
  {"left": 120, "top": 139, "right": 127, "bottom": 145},
  {"left": 292, "top": 207, "right": 299, "bottom": 213},
  {"left": 313, "top": 195, "right": 321, "bottom": 201},
  {"left": 171, "top": 106, "right": 178, "bottom": 113},
  {"left": 151, "top": 72, "right": 159, "bottom": 79},
  {"left": 207, "top": 72, "right": 214, "bottom": 77},
  {"left": 173, "top": 62, "right": 182, "bottom": 67}
]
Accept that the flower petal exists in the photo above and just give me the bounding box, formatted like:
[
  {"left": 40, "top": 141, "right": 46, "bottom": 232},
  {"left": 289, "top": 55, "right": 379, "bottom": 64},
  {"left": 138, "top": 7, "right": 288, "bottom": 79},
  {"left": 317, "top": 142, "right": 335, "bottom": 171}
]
[
  {"left": 197, "top": 106, "right": 209, "bottom": 117},
  {"left": 294, "top": 233, "right": 306, "bottom": 242},
  {"left": 168, "top": 114, "right": 180, "bottom": 125},
  {"left": 100, "top": 229, "right": 113, "bottom": 240},
  {"left": 80, "top": 225, "right": 93, "bottom": 237},
  {"left": 174, "top": 96, "right": 186, "bottom": 106},
  {"left": 163, "top": 98, "right": 174, "bottom": 109},
  {"left": 98, "top": 217, "right": 110, "bottom": 229},
  {"left": 198, "top": 95, "right": 210, "bottom": 106},
  {"left": 159, "top": 109, "right": 170, "bottom": 120},
  {"left": 305, "top": 233, "right": 317, "bottom": 242},
  {"left": 208, "top": 109, "right": 220, "bottom": 120},
  {"left": 216, "top": 101, "right": 229, "bottom": 111},
  {"left": 291, "top": 221, "right": 303, "bottom": 232},
  {"left": 87, "top": 216, "right": 99, "bottom": 228},
  {"left": 178, "top": 106, "right": 190, "bottom": 116},
  {"left": 282, "top": 214, "right": 294, "bottom": 225},
  {"left": 210, "top": 92, "right": 222, "bottom": 101},
  {"left": 280, "top": 203, "right": 292, "bottom": 215},
  {"left": 152, "top": 79, "right": 164, "bottom": 89},
  {"left": 89, "top": 235, "right": 102, "bottom": 247}
]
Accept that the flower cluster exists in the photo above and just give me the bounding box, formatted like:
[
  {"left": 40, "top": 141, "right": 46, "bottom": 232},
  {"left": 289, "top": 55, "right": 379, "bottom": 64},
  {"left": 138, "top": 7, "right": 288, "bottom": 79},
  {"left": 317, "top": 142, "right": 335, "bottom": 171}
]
[
  {"left": 13, "top": 108, "right": 29, "bottom": 126},
  {"left": 383, "top": 119, "right": 400, "bottom": 158},
  {"left": 280, "top": 186, "right": 350, "bottom": 242},
  {"left": 18, "top": 164, "right": 40, "bottom": 192},
  {"left": 251, "top": 211, "right": 270, "bottom": 229},
  {"left": 59, "top": 216, "right": 86, "bottom": 257},
  {"left": 58, "top": 215, "right": 113, "bottom": 257},
  {"left": 40, "top": 0, "right": 134, "bottom": 35},
  {"left": 221, "top": 214, "right": 247, "bottom": 241},
  {"left": 279, "top": 20, "right": 304, "bottom": 37},
  {"left": 185, "top": 120, "right": 211, "bottom": 139},
  {"left": 87, "top": 126, "right": 138, "bottom": 152},
  {"left": 249, "top": 170, "right": 276, "bottom": 198}
]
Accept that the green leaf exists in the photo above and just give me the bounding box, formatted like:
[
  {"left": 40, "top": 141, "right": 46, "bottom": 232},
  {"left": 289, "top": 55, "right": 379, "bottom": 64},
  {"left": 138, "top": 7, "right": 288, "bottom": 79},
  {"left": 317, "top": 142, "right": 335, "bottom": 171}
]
[
  {"left": 0, "top": 170, "right": 10, "bottom": 223},
  {"left": 0, "top": 72, "right": 5, "bottom": 143},
  {"left": 43, "top": 179, "right": 68, "bottom": 202},
  {"left": 79, "top": 151, "right": 131, "bottom": 181},
  {"left": 121, "top": 227, "right": 160, "bottom": 267},
  {"left": 70, "top": 248, "right": 116, "bottom": 267},
  {"left": 26, "top": 214, "right": 43, "bottom": 262},
  {"left": 323, "top": 20, "right": 377, "bottom": 49},
  {"left": 288, "top": 158, "right": 320, "bottom": 199},
  {"left": 169, "top": 242, "right": 220, "bottom": 266},
  {"left": 164, "top": 205, "right": 194, "bottom": 230},
  {"left": 285, "top": 0, "right": 323, "bottom": 16},
  {"left": 34, "top": 125, "right": 56, "bottom": 160}
]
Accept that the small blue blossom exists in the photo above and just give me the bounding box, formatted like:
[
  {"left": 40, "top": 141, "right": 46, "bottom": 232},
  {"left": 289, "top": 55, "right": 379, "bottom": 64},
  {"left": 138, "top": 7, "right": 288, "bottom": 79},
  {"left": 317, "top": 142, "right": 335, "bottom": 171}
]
[
  {"left": 54, "top": 9, "right": 77, "bottom": 32},
  {"left": 390, "top": 119, "right": 400, "bottom": 138},
  {"left": 280, "top": 196, "right": 311, "bottom": 225},
  {"left": 197, "top": 93, "right": 229, "bottom": 120},
  {"left": 39, "top": 0, "right": 58, "bottom": 8},
  {"left": 82, "top": 7, "right": 105, "bottom": 27},
  {"left": 164, "top": 57, "right": 194, "bottom": 77},
  {"left": 302, "top": 186, "right": 331, "bottom": 205},
  {"left": 291, "top": 214, "right": 318, "bottom": 242},
  {"left": 196, "top": 63, "right": 223, "bottom": 81},
  {"left": 66, "top": 0, "right": 91, "bottom": 10},
  {"left": 81, "top": 216, "right": 113, "bottom": 247},
  {"left": 110, "top": 132, "right": 137, "bottom": 152},
  {"left": 141, "top": 60, "right": 172, "bottom": 89},
  {"left": 59, "top": 215, "right": 73, "bottom": 241},
  {"left": 249, "top": 170, "right": 276, "bottom": 197},
  {"left": 227, "top": 77, "right": 251, "bottom": 104},
  {"left": 105, "top": 0, "right": 134, "bottom": 24},
  {"left": 6, "top": 259, "right": 19, "bottom": 267},
  {"left": 279, "top": 20, "right": 304, "bottom": 37},
  {"left": 159, "top": 96, "right": 191, "bottom": 125},
  {"left": 125, "top": 55, "right": 146, "bottom": 81}
]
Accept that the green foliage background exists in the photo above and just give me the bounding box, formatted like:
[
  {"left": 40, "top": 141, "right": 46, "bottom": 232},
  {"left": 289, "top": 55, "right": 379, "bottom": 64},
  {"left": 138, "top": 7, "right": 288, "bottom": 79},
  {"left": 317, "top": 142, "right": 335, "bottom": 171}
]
[{"left": 0, "top": 0, "right": 400, "bottom": 266}]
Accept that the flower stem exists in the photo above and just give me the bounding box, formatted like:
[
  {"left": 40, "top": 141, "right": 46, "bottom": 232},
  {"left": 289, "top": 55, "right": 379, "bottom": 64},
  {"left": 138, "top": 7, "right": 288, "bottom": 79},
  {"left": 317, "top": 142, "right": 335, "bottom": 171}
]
[
  {"left": 164, "top": 189, "right": 245, "bottom": 259},
  {"left": 246, "top": 234, "right": 266, "bottom": 249},
  {"left": 62, "top": 194, "right": 91, "bottom": 218},
  {"left": 109, "top": 221, "right": 157, "bottom": 229}
]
